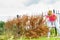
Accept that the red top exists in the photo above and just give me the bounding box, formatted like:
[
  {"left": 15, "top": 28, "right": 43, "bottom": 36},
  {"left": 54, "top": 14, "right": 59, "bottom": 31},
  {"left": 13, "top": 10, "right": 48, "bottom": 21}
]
[{"left": 46, "top": 14, "right": 56, "bottom": 22}]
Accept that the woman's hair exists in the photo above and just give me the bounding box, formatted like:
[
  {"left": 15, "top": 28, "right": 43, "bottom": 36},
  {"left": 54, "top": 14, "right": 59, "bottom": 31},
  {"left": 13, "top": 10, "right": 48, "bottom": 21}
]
[{"left": 48, "top": 10, "right": 52, "bottom": 15}]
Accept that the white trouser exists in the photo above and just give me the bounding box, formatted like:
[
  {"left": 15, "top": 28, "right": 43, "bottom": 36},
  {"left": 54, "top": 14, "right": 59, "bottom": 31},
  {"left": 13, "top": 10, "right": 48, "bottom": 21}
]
[{"left": 47, "top": 20, "right": 60, "bottom": 36}]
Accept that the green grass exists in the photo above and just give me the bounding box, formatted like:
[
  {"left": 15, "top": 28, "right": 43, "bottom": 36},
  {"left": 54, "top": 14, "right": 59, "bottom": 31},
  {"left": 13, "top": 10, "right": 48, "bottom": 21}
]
[
  {"left": 21, "top": 37, "right": 60, "bottom": 40},
  {"left": 0, "top": 35, "right": 60, "bottom": 40}
]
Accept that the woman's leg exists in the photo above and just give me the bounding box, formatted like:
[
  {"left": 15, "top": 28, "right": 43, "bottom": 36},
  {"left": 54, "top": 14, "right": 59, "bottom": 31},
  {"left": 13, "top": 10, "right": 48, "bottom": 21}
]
[
  {"left": 54, "top": 20, "right": 60, "bottom": 36},
  {"left": 47, "top": 21, "right": 52, "bottom": 37}
]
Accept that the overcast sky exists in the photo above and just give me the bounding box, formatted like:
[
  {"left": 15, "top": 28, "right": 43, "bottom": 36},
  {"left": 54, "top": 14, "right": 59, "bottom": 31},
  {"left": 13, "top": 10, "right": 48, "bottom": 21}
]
[{"left": 0, "top": 0, "right": 60, "bottom": 21}]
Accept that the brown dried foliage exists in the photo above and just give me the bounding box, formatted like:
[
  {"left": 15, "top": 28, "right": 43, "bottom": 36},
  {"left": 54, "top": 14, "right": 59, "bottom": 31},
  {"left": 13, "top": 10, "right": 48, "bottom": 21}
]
[{"left": 5, "top": 15, "right": 49, "bottom": 38}]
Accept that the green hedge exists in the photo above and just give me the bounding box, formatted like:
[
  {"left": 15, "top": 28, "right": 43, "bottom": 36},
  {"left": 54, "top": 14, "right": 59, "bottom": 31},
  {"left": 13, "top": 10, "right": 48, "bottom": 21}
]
[{"left": 0, "top": 21, "right": 5, "bottom": 35}]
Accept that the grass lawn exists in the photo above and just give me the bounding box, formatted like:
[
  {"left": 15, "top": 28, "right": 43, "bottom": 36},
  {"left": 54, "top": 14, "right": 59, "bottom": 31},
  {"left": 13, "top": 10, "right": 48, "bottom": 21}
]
[
  {"left": 14, "top": 36, "right": 60, "bottom": 40},
  {"left": 22, "top": 37, "right": 60, "bottom": 40},
  {"left": 0, "top": 35, "right": 60, "bottom": 40}
]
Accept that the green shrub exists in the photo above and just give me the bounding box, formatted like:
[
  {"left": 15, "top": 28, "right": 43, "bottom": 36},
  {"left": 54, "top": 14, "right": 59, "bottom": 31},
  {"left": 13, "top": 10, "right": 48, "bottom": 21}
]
[{"left": 0, "top": 21, "right": 5, "bottom": 35}]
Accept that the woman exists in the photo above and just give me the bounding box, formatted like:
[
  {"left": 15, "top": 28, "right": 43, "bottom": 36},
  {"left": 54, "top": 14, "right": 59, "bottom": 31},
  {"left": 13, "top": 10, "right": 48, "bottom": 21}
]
[{"left": 46, "top": 10, "right": 58, "bottom": 37}]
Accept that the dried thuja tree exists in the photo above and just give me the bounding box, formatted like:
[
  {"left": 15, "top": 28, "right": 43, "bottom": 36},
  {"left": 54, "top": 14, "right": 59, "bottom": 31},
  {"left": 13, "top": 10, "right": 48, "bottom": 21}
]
[
  {"left": 5, "top": 15, "right": 49, "bottom": 38},
  {"left": 5, "top": 18, "right": 22, "bottom": 38},
  {"left": 25, "top": 16, "right": 49, "bottom": 38},
  {"left": 4, "top": 15, "right": 29, "bottom": 38}
]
